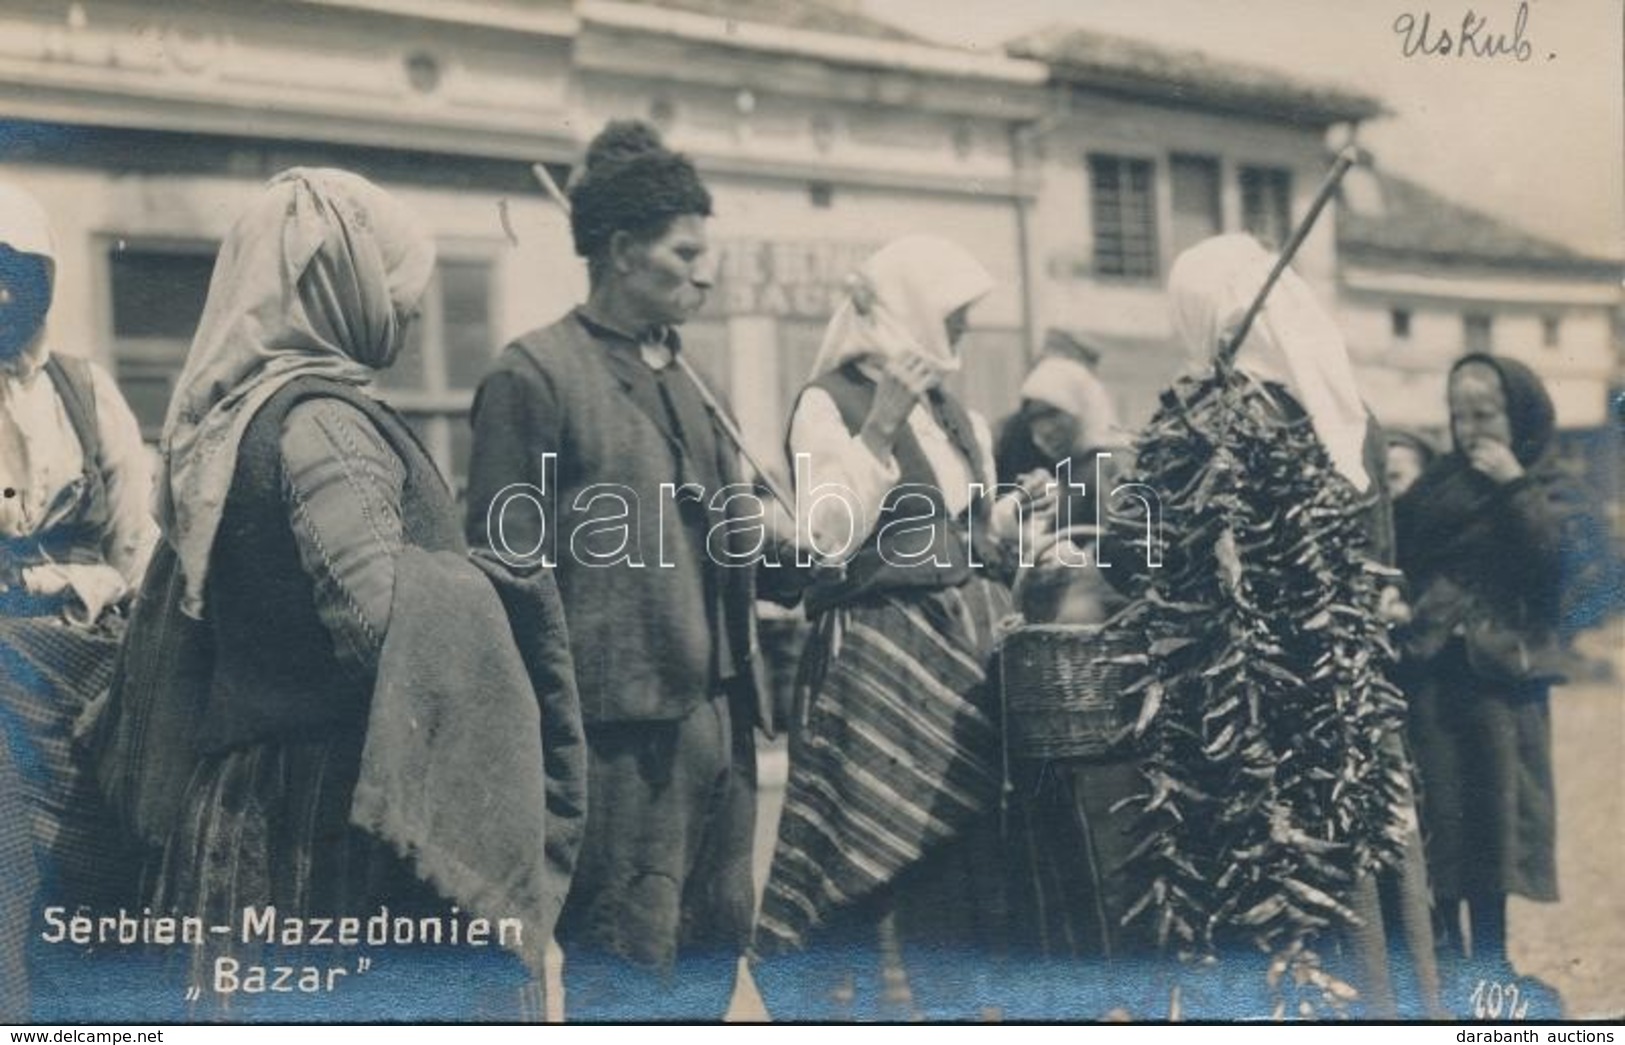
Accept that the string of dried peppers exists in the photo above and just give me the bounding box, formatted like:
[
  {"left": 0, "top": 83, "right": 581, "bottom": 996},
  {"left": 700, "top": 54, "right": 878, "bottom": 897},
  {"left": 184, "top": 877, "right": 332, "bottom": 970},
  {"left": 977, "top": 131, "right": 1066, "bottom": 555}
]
[{"left": 1106, "top": 360, "right": 1413, "bottom": 1016}]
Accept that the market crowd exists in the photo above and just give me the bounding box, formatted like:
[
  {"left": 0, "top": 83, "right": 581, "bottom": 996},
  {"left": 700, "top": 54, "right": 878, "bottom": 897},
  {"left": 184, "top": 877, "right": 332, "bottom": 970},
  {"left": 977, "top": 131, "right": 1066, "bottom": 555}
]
[{"left": 0, "top": 120, "right": 1613, "bottom": 1023}]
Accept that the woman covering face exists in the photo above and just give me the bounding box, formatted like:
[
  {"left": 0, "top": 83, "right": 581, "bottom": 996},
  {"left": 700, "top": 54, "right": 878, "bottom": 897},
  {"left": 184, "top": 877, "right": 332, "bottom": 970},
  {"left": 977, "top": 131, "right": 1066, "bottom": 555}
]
[
  {"left": 0, "top": 182, "right": 158, "bottom": 1022},
  {"left": 753, "top": 234, "right": 1051, "bottom": 1019},
  {"left": 1395, "top": 353, "right": 1571, "bottom": 991},
  {"left": 809, "top": 232, "right": 993, "bottom": 378}
]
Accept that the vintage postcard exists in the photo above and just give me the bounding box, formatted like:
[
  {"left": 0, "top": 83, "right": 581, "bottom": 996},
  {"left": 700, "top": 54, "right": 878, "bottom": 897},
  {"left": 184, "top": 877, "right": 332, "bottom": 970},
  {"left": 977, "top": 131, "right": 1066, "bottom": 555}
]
[{"left": 0, "top": 0, "right": 1619, "bottom": 1027}]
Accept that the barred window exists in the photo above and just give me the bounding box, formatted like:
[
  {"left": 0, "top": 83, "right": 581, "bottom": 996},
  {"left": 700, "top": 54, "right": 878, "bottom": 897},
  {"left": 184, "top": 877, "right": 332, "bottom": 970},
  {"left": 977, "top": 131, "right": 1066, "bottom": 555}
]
[
  {"left": 107, "top": 241, "right": 217, "bottom": 440},
  {"left": 1240, "top": 165, "right": 1293, "bottom": 248},
  {"left": 1088, "top": 154, "right": 1158, "bottom": 280},
  {"left": 375, "top": 256, "right": 497, "bottom": 494}
]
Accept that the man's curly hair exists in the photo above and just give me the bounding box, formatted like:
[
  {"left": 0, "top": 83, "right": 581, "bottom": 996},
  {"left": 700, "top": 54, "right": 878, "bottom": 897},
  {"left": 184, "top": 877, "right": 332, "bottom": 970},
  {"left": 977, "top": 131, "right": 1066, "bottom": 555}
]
[{"left": 569, "top": 120, "right": 712, "bottom": 261}]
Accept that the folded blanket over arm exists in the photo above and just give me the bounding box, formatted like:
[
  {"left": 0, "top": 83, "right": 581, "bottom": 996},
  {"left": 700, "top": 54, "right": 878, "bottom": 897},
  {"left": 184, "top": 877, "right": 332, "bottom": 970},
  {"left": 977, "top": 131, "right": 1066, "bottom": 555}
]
[
  {"left": 351, "top": 545, "right": 586, "bottom": 976},
  {"left": 469, "top": 548, "right": 588, "bottom": 926}
]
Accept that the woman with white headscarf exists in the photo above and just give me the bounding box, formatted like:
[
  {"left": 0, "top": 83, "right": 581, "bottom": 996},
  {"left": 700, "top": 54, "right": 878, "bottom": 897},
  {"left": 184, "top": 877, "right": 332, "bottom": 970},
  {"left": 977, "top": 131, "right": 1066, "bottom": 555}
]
[
  {"left": 994, "top": 329, "right": 1129, "bottom": 548},
  {"left": 0, "top": 182, "right": 157, "bottom": 1020},
  {"left": 1109, "top": 234, "right": 1437, "bottom": 1017},
  {"left": 94, "top": 170, "right": 584, "bottom": 1019},
  {"left": 752, "top": 235, "right": 1048, "bottom": 1020}
]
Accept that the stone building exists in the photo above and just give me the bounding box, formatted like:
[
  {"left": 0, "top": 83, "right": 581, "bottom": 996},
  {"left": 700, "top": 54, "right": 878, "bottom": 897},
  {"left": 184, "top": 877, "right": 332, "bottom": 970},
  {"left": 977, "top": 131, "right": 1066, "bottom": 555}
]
[
  {"left": 2, "top": 0, "right": 1615, "bottom": 491},
  {"left": 0, "top": 0, "right": 1045, "bottom": 492},
  {"left": 1337, "top": 168, "right": 1621, "bottom": 448},
  {"left": 1005, "top": 25, "right": 1383, "bottom": 432}
]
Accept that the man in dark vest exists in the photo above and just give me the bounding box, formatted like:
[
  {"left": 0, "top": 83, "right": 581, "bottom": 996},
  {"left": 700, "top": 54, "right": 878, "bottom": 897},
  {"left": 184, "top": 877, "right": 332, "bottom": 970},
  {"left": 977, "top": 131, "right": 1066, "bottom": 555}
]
[{"left": 465, "top": 121, "right": 778, "bottom": 1019}]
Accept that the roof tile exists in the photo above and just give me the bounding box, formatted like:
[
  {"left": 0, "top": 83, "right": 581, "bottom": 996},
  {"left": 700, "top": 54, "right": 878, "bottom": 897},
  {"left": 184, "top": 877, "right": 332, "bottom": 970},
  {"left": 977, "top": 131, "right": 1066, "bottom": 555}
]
[
  {"left": 1339, "top": 169, "right": 1621, "bottom": 273},
  {"left": 1007, "top": 24, "right": 1384, "bottom": 125}
]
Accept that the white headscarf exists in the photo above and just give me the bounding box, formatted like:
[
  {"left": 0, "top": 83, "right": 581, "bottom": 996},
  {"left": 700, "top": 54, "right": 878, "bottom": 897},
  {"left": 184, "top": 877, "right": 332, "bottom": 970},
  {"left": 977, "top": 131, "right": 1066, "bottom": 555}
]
[
  {"left": 1020, "top": 355, "right": 1125, "bottom": 451},
  {"left": 0, "top": 182, "right": 57, "bottom": 380},
  {"left": 0, "top": 182, "right": 55, "bottom": 262},
  {"left": 809, "top": 234, "right": 994, "bottom": 379},
  {"left": 1168, "top": 234, "right": 1371, "bottom": 490},
  {"left": 159, "top": 168, "right": 436, "bottom": 618}
]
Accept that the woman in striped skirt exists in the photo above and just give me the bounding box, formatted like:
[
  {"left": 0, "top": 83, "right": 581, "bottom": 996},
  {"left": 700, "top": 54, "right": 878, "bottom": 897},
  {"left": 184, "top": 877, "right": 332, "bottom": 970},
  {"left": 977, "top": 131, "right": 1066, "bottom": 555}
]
[{"left": 751, "top": 235, "right": 1052, "bottom": 1020}]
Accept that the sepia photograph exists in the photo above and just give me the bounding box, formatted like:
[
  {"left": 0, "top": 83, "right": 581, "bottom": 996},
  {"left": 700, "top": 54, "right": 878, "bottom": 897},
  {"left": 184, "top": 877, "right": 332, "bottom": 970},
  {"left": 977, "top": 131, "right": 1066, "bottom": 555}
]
[{"left": 0, "top": 0, "right": 1620, "bottom": 1028}]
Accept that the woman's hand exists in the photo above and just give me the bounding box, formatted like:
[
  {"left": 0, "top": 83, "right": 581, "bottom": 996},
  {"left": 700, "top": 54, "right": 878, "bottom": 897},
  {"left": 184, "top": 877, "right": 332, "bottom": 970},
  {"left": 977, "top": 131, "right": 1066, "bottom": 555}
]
[
  {"left": 859, "top": 351, "right": 937, "bottom": 459},
  {"left": 1017, "top": 469, "right": 1059, "bottom": 521},
  {"left": 1007, "top": 464, "right": 1059, "bottom": 536},
  {"left": 1466, "top": 437, "right": 1524, "bottom": 485},
  {"left": 992, "top": 469, "right": 1060, "bottom": 547},
  {"left": 21, "top": 563, "right": 70, "bottom": 598},
  {"left": 23, "top": 562, "right": 128, "bottom": 626}
]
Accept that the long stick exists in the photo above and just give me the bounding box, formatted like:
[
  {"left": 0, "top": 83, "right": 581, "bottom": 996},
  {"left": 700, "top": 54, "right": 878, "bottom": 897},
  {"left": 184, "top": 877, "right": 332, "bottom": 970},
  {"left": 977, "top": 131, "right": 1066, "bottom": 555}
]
[
  {"left": 1218, "top": 145, "right": 1365, "bottom": 366},
  {"left": 531, "top": 162, "right": 573, "bottom": 216},
  {"left": 529, "top": 162, "right": 798, "bottom": 517},
  {"left": 672, "top": 355, "right": 798, "bottom": 515}
]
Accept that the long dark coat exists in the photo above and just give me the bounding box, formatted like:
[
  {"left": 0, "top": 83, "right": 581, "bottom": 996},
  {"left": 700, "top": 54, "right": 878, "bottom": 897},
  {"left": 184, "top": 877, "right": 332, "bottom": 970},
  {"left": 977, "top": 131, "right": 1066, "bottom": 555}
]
[{"left": 1395, "top": 353, "right": 1568, "bottom": 903}]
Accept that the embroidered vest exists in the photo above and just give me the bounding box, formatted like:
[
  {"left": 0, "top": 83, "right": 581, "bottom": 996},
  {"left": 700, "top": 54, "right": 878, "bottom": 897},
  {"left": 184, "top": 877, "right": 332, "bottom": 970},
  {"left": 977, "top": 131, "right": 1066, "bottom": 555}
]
[
  {"left": 198, "top": 378, "right": 462, "bottom": 751},
  {"left": 0, "top": 356, "right": 112, "bottom": 616}
]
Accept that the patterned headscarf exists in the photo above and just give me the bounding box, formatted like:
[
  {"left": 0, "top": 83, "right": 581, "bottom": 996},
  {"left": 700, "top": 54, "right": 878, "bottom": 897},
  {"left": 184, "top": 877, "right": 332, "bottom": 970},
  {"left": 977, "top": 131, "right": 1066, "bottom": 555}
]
[{"left": 158, "top": 168, "right": 436, "bottom": 617}]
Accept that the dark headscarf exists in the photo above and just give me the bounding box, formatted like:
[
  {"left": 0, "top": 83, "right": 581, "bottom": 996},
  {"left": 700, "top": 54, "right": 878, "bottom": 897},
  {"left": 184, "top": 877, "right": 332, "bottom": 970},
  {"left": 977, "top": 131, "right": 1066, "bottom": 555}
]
[
  {"left": 1446, "top": 353, "right": 1556, "bottom": 466},
  {"left": 1395, "top": 353, "right": 1562, "bottom": 596},
  {"left": 0, "top": 182, "right": 55, "bottom": 371}
]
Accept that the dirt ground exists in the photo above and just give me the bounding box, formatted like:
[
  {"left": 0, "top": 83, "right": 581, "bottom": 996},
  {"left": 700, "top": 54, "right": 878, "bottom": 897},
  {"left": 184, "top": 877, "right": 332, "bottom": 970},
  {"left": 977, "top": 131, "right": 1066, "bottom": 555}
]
[
  {"left": 1506, "top": 623, "right": 1625, "bottom": 1020},
  {"left": 730, "top": 622, "right": 1625, "bottom": 1022}
]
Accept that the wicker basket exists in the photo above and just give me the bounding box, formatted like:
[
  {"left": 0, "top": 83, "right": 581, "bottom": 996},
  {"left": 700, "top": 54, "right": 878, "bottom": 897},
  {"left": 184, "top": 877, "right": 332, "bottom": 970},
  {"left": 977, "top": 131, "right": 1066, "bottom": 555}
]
[
  {"left": 998, "top": 525, "right": 1141, "bottom": 762},
  {"left": 999, "top": 623, "right": 1139, "bottom": 761}
]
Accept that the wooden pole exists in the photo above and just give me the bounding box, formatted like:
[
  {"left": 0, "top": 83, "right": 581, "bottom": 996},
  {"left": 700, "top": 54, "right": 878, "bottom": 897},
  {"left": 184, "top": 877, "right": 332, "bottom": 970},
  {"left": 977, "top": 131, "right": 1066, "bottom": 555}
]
[{"left": 1218, "top": 145, "right": 1365, "bottom": 366}]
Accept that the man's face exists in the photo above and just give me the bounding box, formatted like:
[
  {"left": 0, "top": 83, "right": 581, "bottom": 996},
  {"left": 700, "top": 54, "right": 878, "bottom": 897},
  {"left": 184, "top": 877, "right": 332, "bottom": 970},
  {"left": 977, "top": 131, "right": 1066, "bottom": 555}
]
[{"left": 619, "top": 214, "right": 712, "bottom": 328}]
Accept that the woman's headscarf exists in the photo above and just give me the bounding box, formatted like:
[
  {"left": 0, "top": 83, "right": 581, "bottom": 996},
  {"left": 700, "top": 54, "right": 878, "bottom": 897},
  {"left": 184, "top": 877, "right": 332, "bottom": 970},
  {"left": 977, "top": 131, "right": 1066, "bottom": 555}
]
[
  {"left": 1445, "top": 352, "right": 1555, "bottom": 467},
  {"left": 158, "top": 168, "right": 436, "bottom": 618},
  {"left": 0, "top": 182, "right": 54, "bottom": 261},
  {"left": 1395, "top": 353, "right": 1565, "bottom": 602},
  {"left": 809, "top": 233, "right": 994, "bottom": 379},
  {"left": 0, "top": 182, "right": 57, "bottom": 376},
  {"left": 1168, "top": 233, "right": 1371, "bottom": 490},
  {"left": 1019, "top": 354, "right": 1124, "bottom": 451},
  {"left": 1397, "top": 352, "right": 1559, "bottom": 559}
]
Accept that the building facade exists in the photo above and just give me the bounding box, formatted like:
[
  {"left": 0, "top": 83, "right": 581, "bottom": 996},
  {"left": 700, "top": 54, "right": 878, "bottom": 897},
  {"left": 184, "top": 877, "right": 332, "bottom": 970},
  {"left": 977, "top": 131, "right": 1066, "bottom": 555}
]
[
  {"left": 1006, "top": 26, "right": 1384, "bottom": 433},
  {"left": 1337, "top": 169, "right": 1621, "bottom": 433},
  {"left": 0, "top": 0, "right": 1046, "bottom": 494},
  {"left": 2, "top": 0, "right": 1616, "bottom": 496}
]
